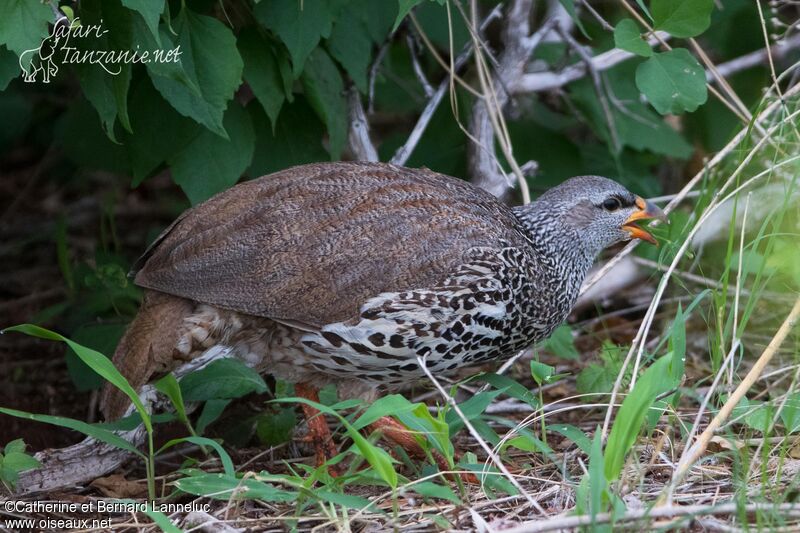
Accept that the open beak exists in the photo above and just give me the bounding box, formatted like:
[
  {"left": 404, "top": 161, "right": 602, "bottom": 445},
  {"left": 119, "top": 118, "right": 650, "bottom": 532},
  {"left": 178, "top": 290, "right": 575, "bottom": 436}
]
[{"left": 622, "top": 196, "right": 667, "bottom": 245}]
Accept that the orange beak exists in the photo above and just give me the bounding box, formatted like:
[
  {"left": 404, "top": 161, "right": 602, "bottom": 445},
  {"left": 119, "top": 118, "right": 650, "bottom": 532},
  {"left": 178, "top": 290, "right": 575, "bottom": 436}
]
[{"left": 622, "top": 196, "right": 667, "bottom": 245}]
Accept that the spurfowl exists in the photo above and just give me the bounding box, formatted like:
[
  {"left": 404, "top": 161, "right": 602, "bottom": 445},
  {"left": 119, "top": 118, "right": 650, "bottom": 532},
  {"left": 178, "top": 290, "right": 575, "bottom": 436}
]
[{"left": 101, "top": 161, "right": 663, "bottom": 471}]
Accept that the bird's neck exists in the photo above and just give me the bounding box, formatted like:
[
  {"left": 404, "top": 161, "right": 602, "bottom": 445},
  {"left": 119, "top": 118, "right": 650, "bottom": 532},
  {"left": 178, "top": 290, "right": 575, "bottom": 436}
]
[{"left": 512, "top": 204, "right": 596, "bottom": 321}]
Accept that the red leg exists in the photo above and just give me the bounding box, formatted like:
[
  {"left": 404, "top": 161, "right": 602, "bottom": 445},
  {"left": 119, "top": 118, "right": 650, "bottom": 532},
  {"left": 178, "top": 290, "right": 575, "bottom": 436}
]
[
  {"left": 369, "top": 416, "right": 478, "bottom": 483},
  {"left": 295, "top": 382, "right": 339, "bottom": 475}
]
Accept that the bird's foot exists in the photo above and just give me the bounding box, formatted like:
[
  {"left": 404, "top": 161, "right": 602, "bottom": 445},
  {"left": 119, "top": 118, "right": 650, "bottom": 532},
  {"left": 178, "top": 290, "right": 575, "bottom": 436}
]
[
  {"left": 369, "top": 416, "right": 478, "bottom": 484},
  {"left": 294, "top": 382, "right": 340, "bottom": 477}
]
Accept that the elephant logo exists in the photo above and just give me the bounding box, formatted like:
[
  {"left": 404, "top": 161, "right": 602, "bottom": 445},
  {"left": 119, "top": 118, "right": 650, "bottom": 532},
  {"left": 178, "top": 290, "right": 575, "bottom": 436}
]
[{"left": 19, "top": 28, "right": 61, "bottom": 83}]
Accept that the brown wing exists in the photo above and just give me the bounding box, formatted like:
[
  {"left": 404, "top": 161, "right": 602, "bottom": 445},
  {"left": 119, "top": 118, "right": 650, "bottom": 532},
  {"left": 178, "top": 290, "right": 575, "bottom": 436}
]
[{"left": 133, "top": 162, "right": 529, "bottom": 327}]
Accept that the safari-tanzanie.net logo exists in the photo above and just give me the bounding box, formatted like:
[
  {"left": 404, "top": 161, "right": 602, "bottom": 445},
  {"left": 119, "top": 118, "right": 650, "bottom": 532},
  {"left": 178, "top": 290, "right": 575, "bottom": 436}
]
[{"left": 20, "top": 15, "right": 182, "bottom": 83}]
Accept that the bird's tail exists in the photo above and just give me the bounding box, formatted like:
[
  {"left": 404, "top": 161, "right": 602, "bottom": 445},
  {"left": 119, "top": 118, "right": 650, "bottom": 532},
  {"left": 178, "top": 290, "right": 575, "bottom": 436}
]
[{"left": 100, "top": 291, "right": 193, "bottom": 421}]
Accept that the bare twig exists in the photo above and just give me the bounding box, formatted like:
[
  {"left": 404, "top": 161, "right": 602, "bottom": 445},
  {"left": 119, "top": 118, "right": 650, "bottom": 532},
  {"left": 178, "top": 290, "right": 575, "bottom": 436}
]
[
  {"left": 407, "top": 33, "right": 435, "bottom": 98},
  {"left": 390, "top": 6, "right": 501, "bottom": 166},
  {"left": 556, "top": 26, "right": 620, "bottom": 152},
  {"left": 512, "top": 32, "right": 669, "bottom": 93},
  {"left": 714, "top": 32, "right": 800, "bottom": 80},
  {"left": 347, "top": 86, "right": 379, "bottom": 162},
  {"left": 367, "top": 41, "right": 390, "bottom": 115},
  {"left": 467, "top": 0, "right": 543, "bottom": 202}
]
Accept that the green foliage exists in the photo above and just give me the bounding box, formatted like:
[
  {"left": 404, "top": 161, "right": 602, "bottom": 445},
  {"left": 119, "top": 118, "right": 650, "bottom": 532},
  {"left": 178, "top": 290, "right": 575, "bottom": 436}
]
[
  {"left": 604, "top": 346, "right": 685, "bottom": 481},
  {"left": 176, "top": 472, "right": 297, "bottom": 501},
  {"left": 635, "top": 49, "right": 708, "bottom": 115},
  {"left": 576, "top": 342, "right": 630, "bottom": 400},
  {"left": 613, "top": 19, "right": 652, "bottom": 57},
  {"left": 256, "top": 0, "right": 338, "bottom": 77},
  {"left": 169, "top": 102, "right": 255, "bottom": 204},
  {"left": 152, "top": 7, "right": 243, "bottom": 138},
  {"left": 302, "top": 48, "right": 347, "bottom": 159},
  {"left": 0, "top": 439, "right": 41, "bottom": 490},
  {"left": 542, "top": 325, "right": 580, "bottom": 360},
  {"left": 180, "top": 359, "right": 268, "bottom": 402},
  {"left": 0, "top": 0, "right": 52, "bottom": 55},
  {"left": 395, "top": 0, "right": 443, "bottom": 32},
  {"left": 238, "top": 27, "right": 286, "bottom": 127},
  {"left": 652, "top": 0, "right": 714, "bottom": 38}
]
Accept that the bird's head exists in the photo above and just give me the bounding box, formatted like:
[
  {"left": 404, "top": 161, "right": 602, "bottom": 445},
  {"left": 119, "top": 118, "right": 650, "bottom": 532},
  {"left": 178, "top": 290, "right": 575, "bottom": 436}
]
[{"left": 514, "top": 175, "right": 666, "bottom": 260}]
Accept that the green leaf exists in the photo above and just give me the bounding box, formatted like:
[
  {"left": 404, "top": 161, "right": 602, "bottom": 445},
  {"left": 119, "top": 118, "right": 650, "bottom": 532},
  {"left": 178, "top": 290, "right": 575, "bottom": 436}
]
[
  {"left": 550, "top": 424, "right": 593, "bottom": 454},
  {"left": 149, "top": 7, "right": 243, "bottom": 137},
  {"left": 301, "top": 47, "right": 347, "bottom": 159},
  {"left": 355, "top": 0, "right": 396, "bottom": 44},
  {"left": 256, "top": 408, "right": 296, "bottom": 446},
  {"left": 613, "top": 18, "right": 652, "bottom": 57},
  {"left": 195, "top": 399, "right": 231, "bottom": 435},
  {"left": 636, "top": 0, "right": 653, "bottom": 21},
  {"left": 123, "top": 76, "right": 197, "bottom": 185},
  {"left": 353, "top": 394, "right": 417, "bottom": 430},
  {"left": 542, "top": 325, "right": 580, "bottom": 360},
  {"left": 0, "top": 0, "right": 52, "bottom": 55},
  {"left": 72, "top": 0, "right": 134, "bottom": 139},
  {"left": 780, "top": 393, "right": 800, "bottom": 434},
  {"left": 3, "top": 451, "right": 40, "bottom": 473},
  {"left": 474, "top": 373, "right": 539, "bottom": 408},
  {"left": 604, "top": 354, "right": 674, "bottom": 480},
  {"left": 238, "top": 27, "right": 285, "bottom": 128},
  {"left": 328, "top": 5, "right": 372, "bottom": 93},
  {"left": 168, "top": 101, "right": 255, "bottom": 204},
  {"left": 576, "top": 362, "right": 619, "bottom": 400},
  {"left": 255, "top": 0, "right": 337, "bottom": 77},
  {"left": 557, "top": 0, "right": 590, "bottom": 39},
  {"left": 0, "top": 406, "right": 143, "bottom": 457},
  {"left": 120, "top": 0, "right": 164, "bottom": 44},
  {"left": 179, "top": 358, "right": 267, "bottom": 402},
  {"left": 157, "top": 436, "right": 234, "bottom": 476},
  {"left": 411, "top": 481, "right": 461, "bottom": 504},
  {"left": 445, "top": 389, "right": 504, "bottom": 434},
  {"left": 669, "top": 305, "right": 686, "bottom": 383},
  {"left": 530, "top": 361, "right": 556, "bottom": 386},
  {"left": 732, "top": 397, "right": 773, "bottom": 433},
  {"left": 635, "top": 49, "right": 707, "bottom": 115},
  {"left": 397, "top": 403, "right": 452, "bottom": 459},
  {"left": 394, "top": 0, "right": 424, "bottom": 32},
  {"left": 133, "top": 16, "right": 198, "bottom": 93},
  {"left": 652, "top": 0, "right": 713, "bottom": 38},
  {"left": 248, "top": 97, "right": 328, "bottom": 177},
  {"left": 569, "top": 64, "right": 693, "bottom": 158},
  {"left": 588, "top": 429, "right": 606, "bottom": 524},
  {"left": 65, "top": 323, "right": 125, "bottom": 391},
  {"left": 4, "top": 439, "right": 26, "bottom": 455},
  {"left": 4, "top": 324, "right": 153, "bottom": 435},
  {"left": 315, "top": 490, "right": 381, "bottom": 512},
  {"left": 0, "top": 45, "right": 18, "bottom": 90},
  {"left": 175, "top": 473, "right": 296, "bottom": 501},
  {"left": 155, "top": 374, "right": 189, "bottom": 425}
]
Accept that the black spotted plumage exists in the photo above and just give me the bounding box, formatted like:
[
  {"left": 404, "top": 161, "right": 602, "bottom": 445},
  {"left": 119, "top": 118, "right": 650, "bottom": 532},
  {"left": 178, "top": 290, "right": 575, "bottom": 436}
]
[{"left": 102, "top": 161, "right": 664, "bottom": 419}]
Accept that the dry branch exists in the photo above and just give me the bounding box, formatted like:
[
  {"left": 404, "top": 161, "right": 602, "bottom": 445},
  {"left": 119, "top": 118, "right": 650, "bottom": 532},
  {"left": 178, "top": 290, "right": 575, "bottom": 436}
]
[
  {"left": 467, "top": 0, "right": 541, "bottom": 201},
  {"left": 347, "top": 86, "right": 379, "bottom": 162},
  {"left": 389, "top": 6, "right": 501, "bottom": 166}
]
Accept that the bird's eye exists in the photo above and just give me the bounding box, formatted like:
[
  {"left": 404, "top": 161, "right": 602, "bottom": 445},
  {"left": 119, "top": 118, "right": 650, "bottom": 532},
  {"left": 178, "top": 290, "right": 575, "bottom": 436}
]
[{"left": 602, "top": 197, "right": 622, "bottom": 211}]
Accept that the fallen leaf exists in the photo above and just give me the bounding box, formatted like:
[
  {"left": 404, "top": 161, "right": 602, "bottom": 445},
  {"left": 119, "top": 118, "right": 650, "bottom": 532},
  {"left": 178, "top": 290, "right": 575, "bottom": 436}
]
[{"left": 90, "top": 474, "right": 148, "bottom": 498}]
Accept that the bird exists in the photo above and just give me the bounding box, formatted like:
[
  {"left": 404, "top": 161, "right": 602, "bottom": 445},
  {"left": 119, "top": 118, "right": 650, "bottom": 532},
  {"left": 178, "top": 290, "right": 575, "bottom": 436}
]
[{"left": 100, "top": 161, "right": 664, "bottom": 471}]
